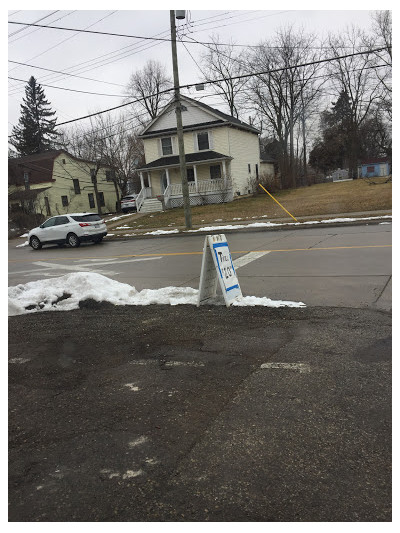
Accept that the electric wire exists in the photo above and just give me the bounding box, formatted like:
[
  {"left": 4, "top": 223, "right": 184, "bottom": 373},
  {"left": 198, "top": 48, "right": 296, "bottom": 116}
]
[
  {"left": 8, "top": 10, "right": 77, "bottom": 45},
  {"left": 51, "top": 46, "right": 391, "bottom": 127},
  {"left": 8, "top": 11, "right": 59, "bottom": 38},
  {"left": 8, "top": 77, "right": 126, "bottom": 97},
  {"left": 8, "top": 17, "right": 297, "bottom": 48}
]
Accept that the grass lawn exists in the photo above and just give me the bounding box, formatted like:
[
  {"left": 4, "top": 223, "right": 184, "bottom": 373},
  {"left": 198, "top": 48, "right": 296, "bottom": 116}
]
[{"left": 107, "top": 178, "right": 392, "bottom": 230}]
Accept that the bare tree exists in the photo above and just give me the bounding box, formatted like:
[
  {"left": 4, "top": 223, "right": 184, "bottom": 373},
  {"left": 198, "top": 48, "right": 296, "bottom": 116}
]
[
  {"left": 246, "top": 26, "right": 324, "bottom": 188},
  {"left": 372, "top": 10, "right": 392, "bottom": 65},
  {"left": 199, "top": 35, "right": 248, "bottom": 118},
  {"left": 61, "top": 124, "right": 105, "bottom": 215},
  {"left": 326, "top": 25, "right": 386, "bottom": 178},
  {"left": 370, "top": 10, "right": 392, "bottom": 121},
  {"left": 92, "top": 113, "right": 145, "bottom": 197},
  {"left": 61, "top": 113, "right": 145, "bottom": 212},
  {"left": 125, "top": 60, "right": 172, "bottom": 126}
]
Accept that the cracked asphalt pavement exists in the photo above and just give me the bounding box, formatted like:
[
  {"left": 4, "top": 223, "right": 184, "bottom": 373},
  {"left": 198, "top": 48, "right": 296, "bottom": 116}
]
[{"left": 9, "top": 303, "right": 391, "bottom": 521}]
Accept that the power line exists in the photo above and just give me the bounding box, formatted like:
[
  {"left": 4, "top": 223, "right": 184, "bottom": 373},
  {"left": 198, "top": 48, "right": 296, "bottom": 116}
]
[
  {"left": 8, "top": 10, "right": 76, "bottom": 45},
  {"left": 8, "top": 60, "right": 126, "bottom": 88},
  {"left": 182, "top": 10, "right": 293, "bottom": 36},
  {"left": 8, "top": 77, "right": 125, "bottom": 97},
  {"left": 7, "top": 19, "right": 292, "bottom": 48},
  {"left": 52, "top": 46, "right": 391, "bottom": 127},
  {"left": 8, "top": 11, "right": 59, "bottom": 38},
  {"left": 7, "top": 11, "right": 274, "bottom": 98},
  {"left": 10, "top": 12, "right": 238, "bottom": 90}
]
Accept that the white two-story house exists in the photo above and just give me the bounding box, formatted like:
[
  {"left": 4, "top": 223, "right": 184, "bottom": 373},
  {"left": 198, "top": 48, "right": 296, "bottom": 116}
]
[{"left": 136, "top": 95, "right": 261, "bottom": 212}]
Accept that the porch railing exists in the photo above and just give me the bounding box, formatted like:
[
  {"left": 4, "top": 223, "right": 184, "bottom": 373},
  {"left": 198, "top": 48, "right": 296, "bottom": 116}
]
[
  {"left": 136, "top": 186, "right": 152, "bottom": 212},
  {"left": 164, "top": 178, "right": 232, "bottom": 203}
]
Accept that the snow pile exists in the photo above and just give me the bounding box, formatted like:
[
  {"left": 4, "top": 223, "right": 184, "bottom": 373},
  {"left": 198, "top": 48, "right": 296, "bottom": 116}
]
[{"left": 8, "top": 272, "right": 305, "bottom": 316}]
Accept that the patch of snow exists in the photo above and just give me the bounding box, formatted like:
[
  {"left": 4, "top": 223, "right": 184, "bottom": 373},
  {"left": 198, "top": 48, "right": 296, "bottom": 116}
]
[
  {"left": 122, "top": 469, "right": 143, "bottom": 479},
  {"left": 9, "top": 357, "right": 30, "bottom": 364},
  {"left": 115, "top": 225, "right": 132, "bottom": 229},
  {"left": 19, "top": 233, "right": 29, "bottom": 238},
  {"left": 16, "top": 241, "right": 29, "bottom": 248},
  {"left": 104, "top": 234, "right": 114, "bottom": 237},
  {"left": 186, "top": 215, "right": 391, "bottom": 233},
  {"left": 144, "top": 229, "right": 179, "bottom": 235},
  {"left": 232, "top": 296, "right": 305, "bottom": 308},
  {"left": 125, "top": 384, "right": 140, "bottom": 392},
  {"left": 105, "top": 214, "right": 133, "bottom": 222},
  {"left": 128, "top": 436, "right": 148, "bottom": 448},
  {"left": 8, "top": 272, "right": 305, "bottom": 316}
]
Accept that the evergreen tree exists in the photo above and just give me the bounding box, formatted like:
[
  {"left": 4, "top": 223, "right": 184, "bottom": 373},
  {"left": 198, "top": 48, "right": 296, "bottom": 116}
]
[{"left": 10, "top": 76, "right": 59, "bottom": 155}]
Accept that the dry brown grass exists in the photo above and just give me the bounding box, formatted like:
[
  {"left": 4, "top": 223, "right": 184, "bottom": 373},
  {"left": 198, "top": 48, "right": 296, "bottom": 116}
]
[{"left": 107, "top": 178, "right": 392, "bottom": 230}]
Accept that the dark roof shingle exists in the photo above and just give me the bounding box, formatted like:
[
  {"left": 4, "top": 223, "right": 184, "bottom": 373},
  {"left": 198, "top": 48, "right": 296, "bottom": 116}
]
[{"left": 138, "top": 150, "right": 232, "bottom": 170}]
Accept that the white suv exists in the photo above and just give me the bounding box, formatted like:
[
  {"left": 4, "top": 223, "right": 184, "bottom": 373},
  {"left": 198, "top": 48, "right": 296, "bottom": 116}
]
[
  {"left": 28, "top": 213, "right": 107, "bottom": 250},
  {"left": 121, "top": 195, "right": 137, "bottom": 213}
]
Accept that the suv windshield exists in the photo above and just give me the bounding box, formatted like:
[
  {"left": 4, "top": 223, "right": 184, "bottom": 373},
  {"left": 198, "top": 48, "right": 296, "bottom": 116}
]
[{"left": 71, "top": 214, "right": 102, "bottom": 222}]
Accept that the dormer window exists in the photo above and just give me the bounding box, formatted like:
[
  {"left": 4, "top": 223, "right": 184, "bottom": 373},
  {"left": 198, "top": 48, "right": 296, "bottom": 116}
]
[
  {"left": 197, "top": 132, "right": 210, "bottom": 151},
  {"left": 161, "top": 137, "right": 173, "bottom": 156}
]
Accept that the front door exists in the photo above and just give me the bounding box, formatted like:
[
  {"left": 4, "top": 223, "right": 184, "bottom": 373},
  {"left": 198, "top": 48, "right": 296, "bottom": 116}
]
[{"left": 160, "top": 171, "right": 168, "bottom": 193}]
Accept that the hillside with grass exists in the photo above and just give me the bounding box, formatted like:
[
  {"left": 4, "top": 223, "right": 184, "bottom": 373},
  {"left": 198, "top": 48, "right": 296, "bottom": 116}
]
[{"left": 107, "top": 178, "right": 392, "bottom": 231}]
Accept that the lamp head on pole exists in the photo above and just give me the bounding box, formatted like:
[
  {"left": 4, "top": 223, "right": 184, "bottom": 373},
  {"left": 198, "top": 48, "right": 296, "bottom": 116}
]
[{"left": 175, "top": 10, "right": 186, "bottom": 19}]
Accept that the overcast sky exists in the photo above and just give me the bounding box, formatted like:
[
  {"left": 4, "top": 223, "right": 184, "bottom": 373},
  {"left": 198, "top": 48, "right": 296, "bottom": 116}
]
[{"left": 7, "top": 2, "right": 391, "bottom": 144}]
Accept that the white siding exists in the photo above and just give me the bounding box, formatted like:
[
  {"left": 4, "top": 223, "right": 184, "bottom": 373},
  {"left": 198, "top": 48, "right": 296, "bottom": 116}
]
[
  {"left": 143, "top": 122, "right": 260, "bottom": 197},
  {"left": 146, "top": 100, "right": 222, "bottom": 132},
  {"left": 225, "top": 128, "right": 260, "bottom": 195}
]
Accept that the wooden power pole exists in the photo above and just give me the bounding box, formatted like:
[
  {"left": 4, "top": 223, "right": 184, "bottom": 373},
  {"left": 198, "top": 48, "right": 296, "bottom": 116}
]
[{"left": 170, "top": 10, "right": 192, "bottom": 229}]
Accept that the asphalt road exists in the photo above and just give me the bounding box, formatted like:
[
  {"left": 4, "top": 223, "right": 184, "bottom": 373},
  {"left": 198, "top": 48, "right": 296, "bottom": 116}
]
[
  {"left": 9, "top": 221, "right": 392, "bottom": 310},
  {"left": 8, "top": 222, "right": 392, "bottom": 522}
]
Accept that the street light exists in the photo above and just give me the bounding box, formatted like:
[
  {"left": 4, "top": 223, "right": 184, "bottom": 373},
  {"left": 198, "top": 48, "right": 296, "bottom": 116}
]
[{"left": 170, "top": 10, "right": 192, "bottom": 229}]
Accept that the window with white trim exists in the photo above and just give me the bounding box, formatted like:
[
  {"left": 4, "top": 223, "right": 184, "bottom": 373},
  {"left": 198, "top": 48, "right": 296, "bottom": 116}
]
[
  {"left": 161, "top": 137, "right": 173, "bottom": 156},
  {"left": 197, "top": 132, "right": 210, "bottom": 151},
  {"left": 210, "top": 164, "right": 221, "bottom": 180}
]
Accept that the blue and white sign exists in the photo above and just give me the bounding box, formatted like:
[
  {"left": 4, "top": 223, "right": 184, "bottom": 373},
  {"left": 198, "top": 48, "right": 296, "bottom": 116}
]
[{"left": 198, "top": 234, "right": 242, "bottom": 307}]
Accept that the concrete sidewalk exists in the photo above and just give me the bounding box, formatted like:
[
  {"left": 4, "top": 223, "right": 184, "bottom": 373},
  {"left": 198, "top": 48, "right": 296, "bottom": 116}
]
[{"left": 9, "top": 304, "right": 391, "bottom": 521}]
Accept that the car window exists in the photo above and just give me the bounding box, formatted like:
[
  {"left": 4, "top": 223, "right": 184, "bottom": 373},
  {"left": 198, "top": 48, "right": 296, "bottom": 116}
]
[
  {"left": 55, "top": 216, "right": 70, "bottom": 226},
  {"left": 42, "top": 218, "right": 57, "bottom": 228},
  {"left": 71, "top": 214, "right": 102, "bottom": 222}
]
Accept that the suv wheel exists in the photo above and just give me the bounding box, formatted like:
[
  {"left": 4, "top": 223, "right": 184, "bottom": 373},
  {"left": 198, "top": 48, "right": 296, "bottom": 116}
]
[
  {"left": 30, "top": 236, "right": 42, "bottom": 250},
  {"left": 67, "top": 233, "right": 80, "bottom": 248}
]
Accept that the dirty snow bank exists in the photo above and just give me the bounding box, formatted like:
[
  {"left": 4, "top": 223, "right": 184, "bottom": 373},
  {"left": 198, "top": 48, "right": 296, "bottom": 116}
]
[{"left": 8, "top": 272, "right": 305, "bottom": 316}]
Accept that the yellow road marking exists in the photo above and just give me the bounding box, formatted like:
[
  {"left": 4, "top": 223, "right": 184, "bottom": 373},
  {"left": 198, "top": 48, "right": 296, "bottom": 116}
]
[{"left": 8, "top": 244, "right": 391, "bottom": 264}]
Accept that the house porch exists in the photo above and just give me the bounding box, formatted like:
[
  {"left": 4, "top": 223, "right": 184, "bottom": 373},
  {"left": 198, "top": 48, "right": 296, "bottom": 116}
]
[{"left": 137, "top": 152, "right": 233, "bottom": 211}]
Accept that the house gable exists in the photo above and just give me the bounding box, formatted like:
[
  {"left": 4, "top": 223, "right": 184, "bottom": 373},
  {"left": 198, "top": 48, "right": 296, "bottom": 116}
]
[
  {"left": 144, "top": 98, "right": 223, "bottom": 135},
  {"left": 141, "top": 95, "right": 260, "bottom": 139}
]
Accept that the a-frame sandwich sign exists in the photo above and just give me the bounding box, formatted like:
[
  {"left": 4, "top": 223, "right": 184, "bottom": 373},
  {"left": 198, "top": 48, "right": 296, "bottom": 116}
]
[{"left": 197, "top": 234, "right": 242, "bottom": 307}]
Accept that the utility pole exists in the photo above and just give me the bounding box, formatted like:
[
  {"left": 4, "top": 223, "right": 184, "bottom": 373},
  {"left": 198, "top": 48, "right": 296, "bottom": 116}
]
[{"left": 170, "top": 9, "right": 192, "bottom": 229}]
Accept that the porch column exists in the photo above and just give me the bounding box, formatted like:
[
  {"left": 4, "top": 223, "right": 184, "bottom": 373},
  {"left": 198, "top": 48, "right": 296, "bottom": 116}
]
[
  {"left": 165, "top": 168, "right": 171, "bottom": 186},
  {"left": 140, "top": 172, "right": 145, "bottom": 190},
  {"left": 222, "top": 160, "right": 227, "bottom": 182},
  {"left": 193, "top": 164, "right": 198, "bottom": 192},
  {"left": 147, "top": 172, "right": 152, "bottom": 189}
]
